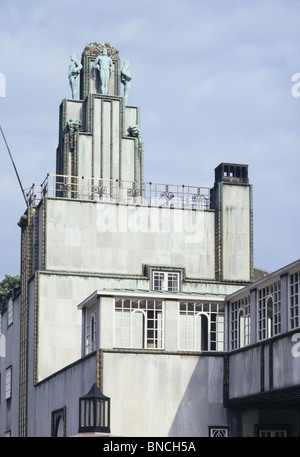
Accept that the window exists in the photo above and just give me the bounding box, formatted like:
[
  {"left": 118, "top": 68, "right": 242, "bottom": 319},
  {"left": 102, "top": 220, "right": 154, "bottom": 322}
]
[
  {"left": 86, "top": 305, "right": 97, "bottom": 354},
  {"left": 179, "top": 302, "right": 225, "bottom": 351},
  {"left": 5, "top": 366, "right": 12, "bottom": 400},
  {"left": 258, "top": 428, "right": 287, "bottom": 437},
  {"left": 230, "top": 296, "right": 250, "bottom": 350},
  {"left": 258, "top": 282, "right": 281, "bottom": 341},
  {"left": 152, "top": 271, "right": 181, "bottom": 292},
  {"left": 7, "top": 298, "right": 13, "bottom": 326},
  {"left": 51, "top": 408, "right": 66, "bottom": 437},
  {"left": 290, "top": 271, "right": 300, "bottom": 330},
  {"left": 114, "top": 298, "right": 164, "bottom": 349}
]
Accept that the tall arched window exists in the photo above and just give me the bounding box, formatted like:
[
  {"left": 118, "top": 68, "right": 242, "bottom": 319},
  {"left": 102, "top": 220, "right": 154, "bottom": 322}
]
[
  {"left": 131, "top": 310, "right": 145, "bottom": 348},
  {"left": 230, "top": 296, "right": 250, "bottom": 349},
  {"left": 86, "top": 308, "right": 97, "bottom": 354},
  {"left": 258, "top": 283, "right": 280, "bottom": 341},
  {"left": 267, "top": 297, "right": 273, "bottom": 338},
  {"left": 239, "top": 309, "right": 245, "bottom": 348},
  {"left": 195, "top": 313, "right": 209, "bottom": 351},
  {"left": 51, "top": 408, "right": 66, "bottom": 437},
  {"left": 91, "top": 315, "right": 96, "bottom": 351}
]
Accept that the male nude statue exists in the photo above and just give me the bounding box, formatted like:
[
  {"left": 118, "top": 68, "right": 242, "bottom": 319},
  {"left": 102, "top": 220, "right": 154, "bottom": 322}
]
[
  {"left": 93, "top": 48, "right": 114, "bottom": 95},
  {"left": 68, "top": 54, "right": 82, "bottom": 100}
]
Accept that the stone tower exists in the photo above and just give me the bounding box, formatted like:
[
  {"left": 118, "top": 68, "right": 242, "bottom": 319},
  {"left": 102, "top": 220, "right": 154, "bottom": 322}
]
[{"left": 56, "top": 42, "right": 144, "bottom": 196}]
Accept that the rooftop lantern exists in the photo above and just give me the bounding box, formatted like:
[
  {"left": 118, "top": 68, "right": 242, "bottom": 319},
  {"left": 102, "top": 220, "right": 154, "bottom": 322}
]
[{"left": 78, "top": 383, "right": 110, "bottom": 434}]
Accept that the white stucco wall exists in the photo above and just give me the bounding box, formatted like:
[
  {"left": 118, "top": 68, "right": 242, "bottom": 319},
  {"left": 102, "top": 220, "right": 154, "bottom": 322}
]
[
  {"left": 29, "top": 353, "right": 97, "bottom": 437},
  {"left": 103, "top": 351, "right": 225, "bottom": 437},
  {"left": 222, "top": 184, "right": 251, "bottom": 281},
  {"left": 229, "top": 333, "right": 300, "bottom": 400},
  {"left": 45, "top": 199, "right": 215, "bottom": 280},
  {"left": 229, "top": 347, "right": 261, "bottom": 399},
  {"left": 36, "top": 274, "right": 97, "bottom": 380},
  {"left": 65, "top": 99, "right": 83, "bottom": 122},
  {"left": 273, "top": 334, "right": 300, "bottom": 389}
]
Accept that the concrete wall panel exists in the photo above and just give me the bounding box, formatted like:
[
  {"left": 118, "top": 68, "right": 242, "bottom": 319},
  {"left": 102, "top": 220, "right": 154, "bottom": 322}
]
[{"left": 45, "top": 199, "right": 215, "bottom": 280}]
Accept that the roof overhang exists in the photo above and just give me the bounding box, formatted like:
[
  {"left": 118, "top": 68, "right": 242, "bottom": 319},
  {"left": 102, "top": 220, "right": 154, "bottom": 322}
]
[{"left": 228, "top": 384, "right": 300, "bottom": 409}]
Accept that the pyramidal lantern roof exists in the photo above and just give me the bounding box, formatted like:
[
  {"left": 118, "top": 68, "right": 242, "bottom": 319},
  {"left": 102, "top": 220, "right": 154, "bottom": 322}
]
[{"left": 80, "top": 383, "right": 110, "bottom": 400}]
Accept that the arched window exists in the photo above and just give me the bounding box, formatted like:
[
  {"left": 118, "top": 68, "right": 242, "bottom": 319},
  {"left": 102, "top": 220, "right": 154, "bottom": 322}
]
[
  {"left": 267, "top": 297, "right": 273, "bottom": 338},
  {"left": 86, "top": 309, "right": 97, "bottom": 354},
  {"left": 131, "top": 310, "right": 145, "bottom": 348},
  {"left": 51, "top": 408, "right": 66, "bottom": 437},
  {"left": 55, "top": 415, "right": 64, "bottom": 437},
  {"left": 239, "top": 309, "right": 245, "bottom": 348},
  {"left": 91, "top": 315, "right": 96, "bottom": 351},
  {"left": 195, "top": 313, "right": 209, "bottom": 351},
  {"left": 258, "top": 283, "right": 280, "bottom": 340}
]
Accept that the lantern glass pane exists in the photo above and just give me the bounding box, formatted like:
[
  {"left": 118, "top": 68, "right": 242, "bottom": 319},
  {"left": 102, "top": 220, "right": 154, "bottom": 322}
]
[
  {"left": 80, "top": 400, "right": 85, "bottom": 427},
  {"left": 90, "top": 400, "right": 94, "bottom": 426},
  {"left": 96, "top": 399, "right": 101, "bottom": 427},
  {"left": 104, "top": 401, "right": 108, "bottom": 427},
  {"left": 85, "top": 400, "right": 89, "bottom": 426}
]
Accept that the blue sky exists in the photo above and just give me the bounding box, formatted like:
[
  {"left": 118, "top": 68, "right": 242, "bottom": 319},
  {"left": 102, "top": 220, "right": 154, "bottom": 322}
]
[{"left": 0, "top": 0, "right": 299, "bottom": 280}]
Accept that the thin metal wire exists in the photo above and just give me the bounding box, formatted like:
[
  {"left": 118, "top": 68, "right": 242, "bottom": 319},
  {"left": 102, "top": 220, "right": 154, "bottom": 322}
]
[{"left": 0, "top": 125, "right": 28, "bottom": 206}]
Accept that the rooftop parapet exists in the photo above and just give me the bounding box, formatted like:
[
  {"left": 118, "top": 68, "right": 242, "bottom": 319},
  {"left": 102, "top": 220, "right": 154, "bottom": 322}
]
[{"left": 25, "top": 173, "right": 211, "bottom": 210}]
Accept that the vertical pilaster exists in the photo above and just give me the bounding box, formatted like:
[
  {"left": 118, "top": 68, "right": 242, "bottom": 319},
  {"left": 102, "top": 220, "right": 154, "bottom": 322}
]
[
  {"left": 280, "top": 273, "right": 289, "bottom": 333},
  {"left": 33, "top": 273, "right": 39, "bottom": 385},
  {"left": 96, "top": 349, "right": 104, "bottom": 391},
  {"left": 214, "top": 182, "right": 223, "bottom": 282},
  {"left": 250, "top": 288, "right": 257, "bottom": 345},
  {"left": 18, "top": 206, "right": 35, "bottom": 437},
  {"left": 223, "top": 353, "right": 229, "bottom": 408}
]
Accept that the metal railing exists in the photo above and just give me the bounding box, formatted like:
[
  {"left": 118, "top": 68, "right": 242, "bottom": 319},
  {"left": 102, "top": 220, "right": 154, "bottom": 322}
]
[{"left": 26, "top": 174, "right": 211, "bottom": 210}]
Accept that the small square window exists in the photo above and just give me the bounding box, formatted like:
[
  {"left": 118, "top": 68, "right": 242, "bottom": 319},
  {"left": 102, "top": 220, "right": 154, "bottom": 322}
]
[
  {"left": 153, "top": 272, "right": 164, "bottom": 291},
  {"left": 152, "top": 270, "right": 181, "bottom": 292}
]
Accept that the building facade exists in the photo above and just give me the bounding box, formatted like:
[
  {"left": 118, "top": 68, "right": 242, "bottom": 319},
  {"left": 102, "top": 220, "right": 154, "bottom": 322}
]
[{"left": 0, "top": 42, "right": 299, "bottom": 437}]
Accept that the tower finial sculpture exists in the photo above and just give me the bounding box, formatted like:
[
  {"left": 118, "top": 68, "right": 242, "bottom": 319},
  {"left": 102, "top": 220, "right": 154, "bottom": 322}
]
[
  {"left": 68, "top": 54, "right": 82, "bottom": 100},
  {"left": 93, "top": 48, "right": 114, "bottom": 95}
]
